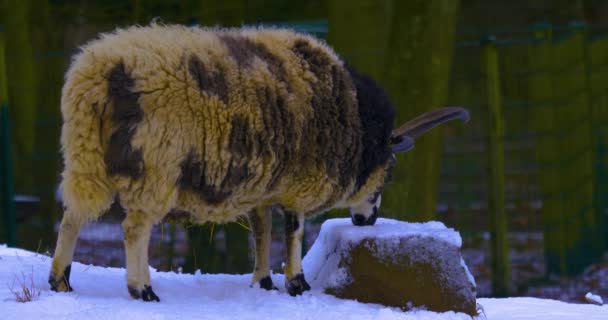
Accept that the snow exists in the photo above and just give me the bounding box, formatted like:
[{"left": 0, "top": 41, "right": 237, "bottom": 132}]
[
  {"left": 0, "top": 245, "right": 607, "bottom": 320},
  {"left": 14, "top": 194, "right": 40, "bottom": 203},
  {"left": 478, "top": 297, "right": 607, "bottom": 319},
  {"left": 303, "top": 218, "right": 471, "bottom": 290},
  {"left": 585, "top": 292, "right": 604, "bottom": 306}
]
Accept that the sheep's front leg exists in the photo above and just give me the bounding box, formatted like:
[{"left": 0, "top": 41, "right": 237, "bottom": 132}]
[
  {"left": 284, "top": 211, "right": 310, "bottom": 296},
  {"left": 123, "top": 211, "right": 159, "bottom": 302},
  {"left": 248, "top": 207, "right": 277, "bottom": 290}
]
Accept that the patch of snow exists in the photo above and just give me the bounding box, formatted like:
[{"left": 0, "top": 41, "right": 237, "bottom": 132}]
[
  {"left": 1, "top": 246, "right": 475, "bottom": 320},
  {"left": 477, "top": 297, "right": 607, "bottom": 320},
  {"left": 14, "top": 194, "right": 40, "bottom": 203},
  {"left": 585, "top": 292, "right": 603, "bottom": 305},
  {"left": 1, "top": 246, "right": 607, "bottom": 319},
  {"left": 76, "top": 222, "right": 124, "bottom": 242}
]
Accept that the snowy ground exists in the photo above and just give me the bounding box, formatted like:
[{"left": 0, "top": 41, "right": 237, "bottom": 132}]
[{"left": 1, "top": 246, "right": 606, "bottom": 320}]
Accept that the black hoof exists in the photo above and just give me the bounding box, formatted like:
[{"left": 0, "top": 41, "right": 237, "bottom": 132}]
[
  {"left": 128, "top": 285, "right": 160, "bottom": 302},
  {"left": 49, "top": 264, "right": 73, "bottom": 292},
  {"left": 258, "top": 276, "right": 278, "bottom": 291},
  {"left": 286, "top": 273, "right": 311, "bottom": 296}
]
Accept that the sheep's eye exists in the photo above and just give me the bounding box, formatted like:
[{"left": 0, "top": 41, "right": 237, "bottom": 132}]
[{"left": 368, "top": 191, "right": 380, "bottom": 204}]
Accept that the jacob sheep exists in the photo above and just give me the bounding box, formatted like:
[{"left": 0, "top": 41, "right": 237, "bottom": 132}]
[{"left": 49, "top": 24, "right": 469, "bottom": 300}]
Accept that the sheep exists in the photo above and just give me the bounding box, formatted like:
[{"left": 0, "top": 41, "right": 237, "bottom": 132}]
[{"left": 48, "top": 24, "right": 469, "bottom": 301}]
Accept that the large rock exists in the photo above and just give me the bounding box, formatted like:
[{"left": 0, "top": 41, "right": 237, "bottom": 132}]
[{"left": 303, "top": 218, "right": 477, "bottom": 316}]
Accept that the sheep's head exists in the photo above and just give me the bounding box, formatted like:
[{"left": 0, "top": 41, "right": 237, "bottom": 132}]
[
  {"left": 349, "top": 107, "right": 469, "bottom": 226},
  {"left": 345, "top": 65, "right": 469, "bottom": 226}
]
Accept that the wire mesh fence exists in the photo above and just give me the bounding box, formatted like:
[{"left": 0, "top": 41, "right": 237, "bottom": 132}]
[{"left": 441, "top": 21, "right": 607, "bottom": 281}]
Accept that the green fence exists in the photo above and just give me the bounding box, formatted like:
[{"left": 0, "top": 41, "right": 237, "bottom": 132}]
[{"left": 441, "top": 21, "right": 608, "bottom": 294}]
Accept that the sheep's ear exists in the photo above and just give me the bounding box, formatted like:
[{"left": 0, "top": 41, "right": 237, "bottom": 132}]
[
  {"left": 390, "top": 136, "right": 414, "bottom": 153},
  {"left": 391, "top": 107, "right": 469, "bottom": 154}
]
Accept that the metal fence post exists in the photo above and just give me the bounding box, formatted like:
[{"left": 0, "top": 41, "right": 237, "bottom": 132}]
[
  {"left": 481, "top": 35, "right": 510, "bottom": 297},
  {"left": 0, "top": 27, "right": 17, "bottom": 247}
]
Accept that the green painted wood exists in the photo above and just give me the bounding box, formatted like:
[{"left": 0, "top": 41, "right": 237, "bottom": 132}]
[
  {"left": 327, "top": 0, "right": 392, "bottom": 81},
  {"left": 1, "top": 0, "right": 38, "bottom": 193},
  {"left": 444, "top": 45, "right": 483, "bottom": 235},
  {"left": 551, "top": 24, "right": 601, "bottom": 275},
  {"left": 528, "top": 24, "right": 566, "bottom": 275},
  {"left": 0, "top": 30, "right": 17, "bottom": 246},
  {"left": 26, "top": 0, "right": 64, "bottom": 250},
  {"left": 382, "top": 0, "right": 461, "bottom": 222},
  {"left": 482, "top": 36, "right": 510, "bottom": 297},
  {"left": 578, "top": 23, "right": 607, "bottom": 264},
  {"left": 587, "top": 33, "right": 608, "bottom": 249},
  {"left": 529, "top": 22, "right": 603, "bottom": 275},
  {"left": 499, "top": 42, "right": 536, "bottom": 232},
  {"left": 199, "top": 0, "right": 247, "bottom": 26}
]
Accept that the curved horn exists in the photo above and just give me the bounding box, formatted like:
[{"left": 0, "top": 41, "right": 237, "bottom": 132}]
[
  {"left": 392, "top": 106, "right": 469, "bottom": 138},
  {"left": 391, "top": 107, "right": 469, "bottom": 153}
]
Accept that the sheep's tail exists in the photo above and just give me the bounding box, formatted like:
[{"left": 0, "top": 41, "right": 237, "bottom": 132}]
[{"left": 58, "top": 63, "right": 115, "bottom": 221}]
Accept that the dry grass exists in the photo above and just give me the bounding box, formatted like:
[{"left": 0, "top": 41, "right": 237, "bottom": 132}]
[{"left": 7, "top": 269, "right": 41, "bottom": 303}]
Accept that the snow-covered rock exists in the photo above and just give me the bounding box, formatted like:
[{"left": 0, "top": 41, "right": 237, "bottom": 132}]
[
  {"left": 303, "top": 218, "right": 477, "bottom": 316},
  {"left": 585, "top": 292, "right": 604, "bottom": 305}
]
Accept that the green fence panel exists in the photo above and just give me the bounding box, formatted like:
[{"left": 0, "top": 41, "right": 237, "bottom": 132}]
[
  {"left": 527, "top": 24, "right": 565, "bottom": 274},
  {"left": 553, "top": 23, "right": 602, "bottom": 275},
  {"left": 0, "top": 29, "right": 17, "bottom": 247},
  {"left": 443, "top": 46, "right": 484, "bottom": 235},
  {"left": 499, "top": 39, "right": 538, "bottom": 231},
  {"left": 482, "top": 36, "right": 510, "bottom": 296},
  {"left": 587, "top": 33, "right": 608, "bottom": 249}
]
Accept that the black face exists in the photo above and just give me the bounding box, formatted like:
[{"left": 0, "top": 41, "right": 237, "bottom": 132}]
[{"left": 345, "top": 64, "right": 395, "bottom": 191}]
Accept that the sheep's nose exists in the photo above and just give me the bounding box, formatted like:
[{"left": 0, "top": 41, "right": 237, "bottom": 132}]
[{"left": 352, "top": 214, "right": 368, "bottom": 226}]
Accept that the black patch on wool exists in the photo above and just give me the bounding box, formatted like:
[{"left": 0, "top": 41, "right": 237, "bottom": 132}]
[
  {"left": 187, "top": 54, "right": 229, "bottom": 104},
  {"left": 254, "top": 87, "right": 294, "bottom": 191},
  {"left": 178, "top": 117, "right": 252, "bottom": 205},
  {"left": 217, "top": 35, "right": 300, "bottom": 192},
  {"left": 178, "top": 152, "right": 234, "bottom": 205},
  {"left": 105, "top": 63, "right": 145, "bottom": 179},
  {"left": 331, "top": 65, "right": 360, "bottom": 189},
  {"left": 228, "top": 115, "right": 253, "bottom": 158},
  {"left": 218, "top": 34, "right": 290, "bottom": 88},
  {"left": 284, "top": 211, "right": 300, "bottom": 235},
  {"left": 292, "top": 39, "right": 332, "bottom": 77},
  {"left": 291, "top": 39, "right": 361, "bottom": 194},
  {"left": 345, "top": 65, "right": 395, "bottom": 190}
]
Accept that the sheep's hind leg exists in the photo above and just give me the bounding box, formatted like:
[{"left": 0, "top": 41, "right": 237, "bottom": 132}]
[
  {"left": 123, "top": 210, "right": 159, "bottom": 302},
  {"left": 284, "top": 211, "right": 310, "bottom": 296},
  {"left": 49, "top": 209, "right": 85, "bottom": 292},
  {"left": 247, "top": 207, "right": 277, "bottom": 290}
]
